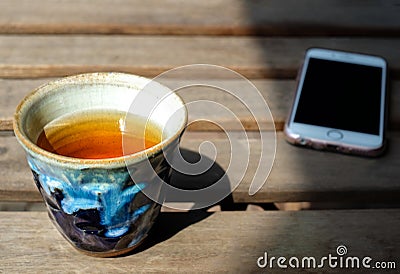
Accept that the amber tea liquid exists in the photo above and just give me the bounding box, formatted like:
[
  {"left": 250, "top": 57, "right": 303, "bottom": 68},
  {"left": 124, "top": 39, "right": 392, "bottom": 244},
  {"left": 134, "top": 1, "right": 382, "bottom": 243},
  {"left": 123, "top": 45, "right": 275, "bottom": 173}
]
[{"left": 36, "top": 110, "right": 162, "bottom": 159}]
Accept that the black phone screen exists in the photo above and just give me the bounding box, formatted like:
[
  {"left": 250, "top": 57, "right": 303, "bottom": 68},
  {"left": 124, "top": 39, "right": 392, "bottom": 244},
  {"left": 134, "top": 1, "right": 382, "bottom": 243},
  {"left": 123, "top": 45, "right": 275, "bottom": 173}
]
[{"left": 293, "top": 58, "right": 383, "bottom": 135}]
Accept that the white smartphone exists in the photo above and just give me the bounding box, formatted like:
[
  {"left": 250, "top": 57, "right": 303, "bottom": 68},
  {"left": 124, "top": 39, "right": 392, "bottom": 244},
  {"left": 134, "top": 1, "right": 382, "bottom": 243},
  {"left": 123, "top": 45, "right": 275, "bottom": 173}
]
[{"left": 284, "top": 48, "right": 388, "bottom": 157}]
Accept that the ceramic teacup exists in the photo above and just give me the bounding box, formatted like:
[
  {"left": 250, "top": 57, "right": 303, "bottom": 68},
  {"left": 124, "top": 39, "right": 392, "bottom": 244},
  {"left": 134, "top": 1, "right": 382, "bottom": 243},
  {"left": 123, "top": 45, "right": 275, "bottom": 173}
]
[{"left": 13, "top": 72, "right": 187, "bottom": 257}]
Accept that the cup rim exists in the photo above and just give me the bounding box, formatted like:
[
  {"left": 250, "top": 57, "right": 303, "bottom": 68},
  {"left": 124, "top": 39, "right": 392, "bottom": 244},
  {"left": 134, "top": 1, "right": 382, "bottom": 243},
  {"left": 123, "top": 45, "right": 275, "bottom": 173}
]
[{"left": 13, "top": 72, "right": 188, "bottom": 168}]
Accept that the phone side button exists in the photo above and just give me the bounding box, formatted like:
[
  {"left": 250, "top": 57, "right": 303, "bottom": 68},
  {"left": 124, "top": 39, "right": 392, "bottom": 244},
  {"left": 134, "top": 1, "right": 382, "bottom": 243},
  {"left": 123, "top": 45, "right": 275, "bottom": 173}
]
[{"left": 327, "top": 130, "right": 343, "bottom": 140}]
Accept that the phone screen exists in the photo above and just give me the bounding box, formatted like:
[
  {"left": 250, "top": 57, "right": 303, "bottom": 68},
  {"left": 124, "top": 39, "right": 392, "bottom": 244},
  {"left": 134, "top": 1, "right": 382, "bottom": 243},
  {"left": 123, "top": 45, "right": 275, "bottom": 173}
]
[{"left": 293, "top": 58, "right": 383, "bottom": 135}]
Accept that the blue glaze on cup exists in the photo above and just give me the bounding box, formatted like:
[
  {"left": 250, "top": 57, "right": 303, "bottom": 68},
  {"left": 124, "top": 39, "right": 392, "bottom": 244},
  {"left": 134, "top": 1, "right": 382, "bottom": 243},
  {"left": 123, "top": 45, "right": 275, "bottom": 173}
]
[
  {"left": 29, "top": 156, "right": 152, "bottom": 237},
  {"left": 27, "top": 153, "right": 167, "bottom": 254}
]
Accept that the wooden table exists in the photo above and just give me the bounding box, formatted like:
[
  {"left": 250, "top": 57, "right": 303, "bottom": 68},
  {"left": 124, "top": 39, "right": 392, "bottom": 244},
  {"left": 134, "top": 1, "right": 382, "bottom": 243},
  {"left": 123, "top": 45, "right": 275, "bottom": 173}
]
[{"left": 1, "top": 1, "right": 400, "bottom": 272}]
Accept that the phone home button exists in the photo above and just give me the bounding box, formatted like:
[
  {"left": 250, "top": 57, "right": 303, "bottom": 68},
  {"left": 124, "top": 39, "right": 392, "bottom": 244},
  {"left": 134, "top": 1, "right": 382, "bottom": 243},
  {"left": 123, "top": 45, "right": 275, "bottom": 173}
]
[{"left": 327, "top": 130, "right": 343, "bottom": 140}]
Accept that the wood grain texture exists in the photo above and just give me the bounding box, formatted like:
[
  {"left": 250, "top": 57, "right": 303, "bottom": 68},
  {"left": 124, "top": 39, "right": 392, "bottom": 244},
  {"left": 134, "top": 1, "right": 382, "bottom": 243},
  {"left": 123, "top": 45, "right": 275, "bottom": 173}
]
[
  {"left": 0, "top": 0, "right": 399, "bottom": 36},
  {"left": 0, "top": 210, "right": 399, "bottom": 273},
  {"left": 0, "top": 78, "right": 293, "bottom": 131},
  {"left": 2, "top": 78, "right": 400, "bottom": 132},
  {"left": 0, "top": 36, "right": 399, "bottom": 79},
  {"left": 2, "top": 132, "right": 400, "bottom": 203}
]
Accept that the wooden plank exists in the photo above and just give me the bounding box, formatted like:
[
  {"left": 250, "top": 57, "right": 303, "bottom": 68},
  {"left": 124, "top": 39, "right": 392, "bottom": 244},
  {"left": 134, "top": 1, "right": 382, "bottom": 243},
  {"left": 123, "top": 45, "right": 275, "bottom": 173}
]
[
  {"left": 0, "top": 210, "right": 399, "bottom": 272},
  {"left": 0, "top": 0, "right": 399, "bottom": 36},
  {"left": 179, "top": 132, "right": 400, "bottom": 204},
  {"left": 0, "top": 78, "right": 293, "bottom": 131},
  {"left": 2, "top": 78, "right": 400, "bottom": 132},
  {"left": 0, "top": 36, "right": 399, "bottom": 79},
  {"left": 2, "top": 132, "right": 400, "bottom": 203}
]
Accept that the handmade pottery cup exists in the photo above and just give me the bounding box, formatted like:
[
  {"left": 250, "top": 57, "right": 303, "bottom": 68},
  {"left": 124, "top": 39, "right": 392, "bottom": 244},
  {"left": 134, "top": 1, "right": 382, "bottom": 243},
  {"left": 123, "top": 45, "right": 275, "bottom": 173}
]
[{"left": 13, "top": 72, "right": 187, "bottom": 257}]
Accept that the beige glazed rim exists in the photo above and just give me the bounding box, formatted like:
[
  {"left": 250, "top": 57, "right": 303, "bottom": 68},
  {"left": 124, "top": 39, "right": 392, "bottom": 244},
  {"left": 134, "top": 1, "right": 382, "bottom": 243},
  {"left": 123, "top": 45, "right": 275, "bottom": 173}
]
[{"left": 13, "top": 72, "right": 188, "bottom": 169}]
